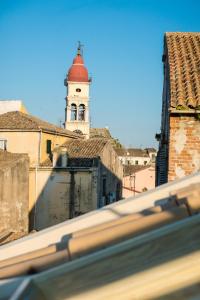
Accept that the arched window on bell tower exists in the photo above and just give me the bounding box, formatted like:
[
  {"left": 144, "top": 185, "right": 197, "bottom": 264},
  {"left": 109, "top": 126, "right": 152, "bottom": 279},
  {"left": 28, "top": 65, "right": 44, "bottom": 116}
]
[
  {"left": 71, "top": 104, "right": 77, "bottom": 121},
  {"left": 78, "top": 104, "right": 85, "bottom": 121}
]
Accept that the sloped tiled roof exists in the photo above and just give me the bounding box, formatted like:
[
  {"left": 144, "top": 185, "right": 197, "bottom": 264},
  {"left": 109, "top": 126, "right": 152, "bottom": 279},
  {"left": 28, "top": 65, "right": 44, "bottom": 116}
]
[
  {"left": 114, "top": 148, "right": 127, "bottom": 156},
  {"left": 115, "top": 148, "right": 149, "bottom": 157},
  {"left": 123, "top": 165, "right": 150, "bottom": 176},
  {"left": 90, "top": 128, "right": 112, "bottom": 139},
  {"left": 165, "top": 32, "right": 200, "bottom": 109},
  {"left": 64, "top": 138, "right": 109, "bottom": 158},
  {"left": 127, "top": 148, "right": 149, "bottom": 157},
  {"left": 0, "top": 111, "right": 80, "bottom": 137},
  {"left": 145, "top": 147, "right": 157, "bottom": 153}
]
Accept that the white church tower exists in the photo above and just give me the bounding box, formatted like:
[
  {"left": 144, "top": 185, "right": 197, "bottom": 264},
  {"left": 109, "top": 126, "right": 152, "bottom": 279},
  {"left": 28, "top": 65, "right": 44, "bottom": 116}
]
[{"left": 64, "top": 43, "right": 91, "bottom": 138}]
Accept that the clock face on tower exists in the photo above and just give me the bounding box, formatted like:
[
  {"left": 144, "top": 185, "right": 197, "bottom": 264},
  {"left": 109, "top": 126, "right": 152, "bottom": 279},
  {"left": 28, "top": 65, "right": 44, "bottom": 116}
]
[{"left": 76, "top": 88, "right": 81, "bottom": 92}]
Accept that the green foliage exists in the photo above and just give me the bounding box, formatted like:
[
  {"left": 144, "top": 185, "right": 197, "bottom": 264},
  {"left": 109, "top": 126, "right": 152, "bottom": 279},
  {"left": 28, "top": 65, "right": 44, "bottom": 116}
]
[
  {"left": 112, "top": 138, "right": 123, "bottom": 149},
  {"left": 176, "top": 105, "right": 187, "bottom": 110},
  {"left": 195, "top": 113, "right": 200, "bottom": 120}
]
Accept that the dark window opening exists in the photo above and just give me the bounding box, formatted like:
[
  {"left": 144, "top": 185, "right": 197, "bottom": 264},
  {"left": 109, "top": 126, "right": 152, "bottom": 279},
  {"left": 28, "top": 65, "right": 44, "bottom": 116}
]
[
  {"left": 46, "top": 140, "right": 52, "bottom": 154},
  {"left": 0, "top": 139, "right": 7, "bottom": 151},
  {"left": 71, "top": 104, "right": 77, "bottom": 121},
  {"left": 116, "top": 182, "right": 121, "bottom": 201},
  {"left": 78, "top": 104, "right": 85, "bottom": 121},
  {"left": 76, "top": 88, "right": 81, "bottom": 92},
  {"left": 102, "top": 177, "right": 106, "bottom": 197}
]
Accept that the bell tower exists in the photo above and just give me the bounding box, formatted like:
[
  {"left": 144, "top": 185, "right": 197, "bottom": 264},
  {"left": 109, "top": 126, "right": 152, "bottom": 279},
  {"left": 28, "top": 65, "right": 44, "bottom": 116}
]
[{"left": 64, "top": 43, "right": 91, "bottom": 138}]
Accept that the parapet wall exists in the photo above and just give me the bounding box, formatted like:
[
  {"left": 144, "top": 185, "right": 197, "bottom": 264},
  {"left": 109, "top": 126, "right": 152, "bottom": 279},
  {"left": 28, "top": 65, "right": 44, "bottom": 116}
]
[{"left": 0, "top": 151, "right": 29, "bottom": 234}]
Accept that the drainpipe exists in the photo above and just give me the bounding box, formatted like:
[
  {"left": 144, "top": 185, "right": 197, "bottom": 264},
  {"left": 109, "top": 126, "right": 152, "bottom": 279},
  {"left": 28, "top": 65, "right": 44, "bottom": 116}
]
[
  {"left": 33, "top": 166, "right": 38, "bottom": 230},
  {"left": 34, "top": 130, "right": 42, "bottom": 230},
  {"left": 69, "top": 170, "right": 75, "bottom": 219},
  {"left": 38, "top": 130, "right": 42, "bottom": 166}
]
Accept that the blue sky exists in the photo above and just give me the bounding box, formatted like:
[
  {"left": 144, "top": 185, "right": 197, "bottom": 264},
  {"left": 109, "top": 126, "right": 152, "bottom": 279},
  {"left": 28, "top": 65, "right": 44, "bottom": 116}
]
[{"left": 0, "top": 0, "right": 200, "bottom": 148}]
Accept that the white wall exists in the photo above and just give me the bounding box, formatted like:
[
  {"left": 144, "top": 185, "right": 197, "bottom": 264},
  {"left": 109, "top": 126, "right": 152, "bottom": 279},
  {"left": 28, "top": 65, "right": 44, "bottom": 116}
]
[
  {"left": 0, "top": 100, "right": 27, "bottom": 114},
  {"left": 119, "top": 156, "right": 151, "bottom": 166}
]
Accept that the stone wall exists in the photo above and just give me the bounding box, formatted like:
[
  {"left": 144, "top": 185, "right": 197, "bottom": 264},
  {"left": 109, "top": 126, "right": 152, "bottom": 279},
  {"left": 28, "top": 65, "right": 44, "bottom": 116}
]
[
  {"left": 0, "top": 151, "right": 29, "bottom": 234},
  {"left": 168, "top": 114, "right": 200, "bottom": 181}
]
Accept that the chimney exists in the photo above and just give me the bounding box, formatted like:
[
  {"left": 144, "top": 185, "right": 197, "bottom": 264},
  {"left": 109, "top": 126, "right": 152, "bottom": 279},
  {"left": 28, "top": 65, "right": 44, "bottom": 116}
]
[{"left": 53, "top": 147, "right": 68, "bottom": 168}]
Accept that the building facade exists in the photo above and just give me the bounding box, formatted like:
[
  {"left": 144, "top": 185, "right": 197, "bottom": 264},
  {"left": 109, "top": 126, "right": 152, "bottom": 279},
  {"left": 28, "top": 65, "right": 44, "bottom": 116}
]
[
  {"left": 122, "top": 165, "right": 155, "bottom": 198},
  {"left": 115, "top": 148, "right": 154, "bottom": 166},
  {"left": 29, "top": 139, "right": 123, "bottom": 230},
  {"left": 156, "top": 32, "right": 200, "bottom": 185},
  {"left": 64, "top": 45, "right": 91, "bottom": 138},
  {"left": 0, "top": 111, "right": 80, "bottom": 167}
]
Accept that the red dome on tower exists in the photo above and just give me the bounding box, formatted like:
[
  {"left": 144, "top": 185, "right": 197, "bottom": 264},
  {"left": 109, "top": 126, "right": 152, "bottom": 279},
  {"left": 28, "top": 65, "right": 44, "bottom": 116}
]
[{"left": 67, "top": 47, "right": 89, "bottom": 83}]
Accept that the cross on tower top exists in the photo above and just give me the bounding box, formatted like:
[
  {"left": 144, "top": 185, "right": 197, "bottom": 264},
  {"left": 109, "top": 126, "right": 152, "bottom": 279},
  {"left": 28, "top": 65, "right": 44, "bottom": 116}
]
[{"left": 77, "top": 41, "right": 84, "bottom": 56}]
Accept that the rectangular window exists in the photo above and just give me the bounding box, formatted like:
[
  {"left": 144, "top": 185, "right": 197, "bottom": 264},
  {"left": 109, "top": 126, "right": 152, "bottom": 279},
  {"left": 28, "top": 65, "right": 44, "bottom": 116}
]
[
  {"left": 0, "top": 139, "right": 7, "bottom": 151},
  {"left": 135, "top": 160, "right": 138, "bottom": 165},
  {"left": 46, "top": 140, "right": 52, "bottom": 154}
]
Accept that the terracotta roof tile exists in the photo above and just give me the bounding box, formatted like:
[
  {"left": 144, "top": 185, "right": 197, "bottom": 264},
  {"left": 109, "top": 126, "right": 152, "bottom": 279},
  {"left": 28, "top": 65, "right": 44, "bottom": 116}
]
[
  {"left": 115, "top": 148, "right": 149, "bottom": 157},
  {"left": 165, "top": 32, "right": 200, "bottom": 109},
  {"left": 0, "top": 111, "right": 80, "bottom": 137},
  {"left": 64, "top": 138, "right": 109, "bottom": 158},
  {"left": 123, "top": 165, "right": 150, "bottom": 176}
]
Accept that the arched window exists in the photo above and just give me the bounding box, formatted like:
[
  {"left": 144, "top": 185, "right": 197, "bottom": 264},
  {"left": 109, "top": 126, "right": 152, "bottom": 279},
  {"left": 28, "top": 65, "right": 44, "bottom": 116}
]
[
  {"left": 71, "top": 104, "right": 77, "bottom": 121},
  {"left": 78, "top": 104, "right": 85, "bottom": 121}
]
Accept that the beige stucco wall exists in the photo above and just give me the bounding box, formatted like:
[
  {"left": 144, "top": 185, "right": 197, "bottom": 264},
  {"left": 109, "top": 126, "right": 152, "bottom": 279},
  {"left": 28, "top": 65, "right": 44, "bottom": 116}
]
[
  {"left": 40, "top": 132, "right": 74, "bottom": 164},
  {"left": 0, "top": 130, "right": 77, "bottom": 167},
  {"left": 101, "top": 143, "right": 123, "bottom": 182},
  {"left": 0, "top": 131, "right": 40, "bottom": 166},
  {"left": 29, "top": 168, "right": 97, "bottom": 230},
  {"left": 98, "top": 143, "right": 123, "bottom": 205}
]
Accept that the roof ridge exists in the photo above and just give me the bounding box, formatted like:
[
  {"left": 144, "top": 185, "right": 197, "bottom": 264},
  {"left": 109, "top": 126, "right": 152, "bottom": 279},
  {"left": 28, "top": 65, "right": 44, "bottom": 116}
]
[
  {"left": 0, "top": 111, "right": 80, "bottom": 137},
  {"left": 17, "top": 111, "right": 40, "bottom": 129},
  {"left": 166, "top": 32, "right": 200, "bottom": 35}
]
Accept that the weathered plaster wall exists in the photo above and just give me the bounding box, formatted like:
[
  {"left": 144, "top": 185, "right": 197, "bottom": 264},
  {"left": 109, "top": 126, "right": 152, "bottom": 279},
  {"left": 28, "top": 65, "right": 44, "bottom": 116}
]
[
  {"left": 0, "top": 131, "right": 40, "bottom": 166},
  {"left": 0, "top": 152, "right": 29, "bottom": 234},
  {"left": 29, "top": 168, "right": 97, "bottom": 230},
  {"left": 98, "top": 143, "right": 123, "bottom": 206},
  {"left": 168, "top": 115, "right": 200, "bottom": 181}
]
